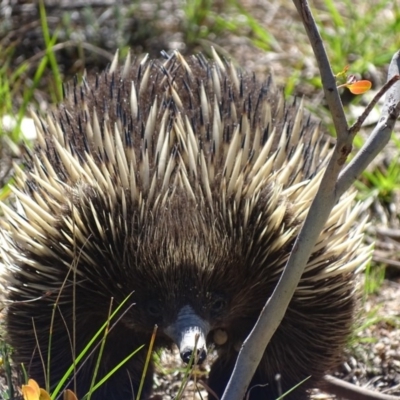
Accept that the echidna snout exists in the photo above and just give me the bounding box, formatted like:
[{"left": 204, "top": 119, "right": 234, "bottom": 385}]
[
  {"left": 1, "top": 50, "right": 370, "bottom": 400},
  {"left": 165, "top": 305, "right": 209, "bottom": 364}
]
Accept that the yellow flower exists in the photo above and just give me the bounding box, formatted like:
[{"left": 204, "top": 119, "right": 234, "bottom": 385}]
[{"left": 21, "top": 379, "right": 51, "bottom": 400}]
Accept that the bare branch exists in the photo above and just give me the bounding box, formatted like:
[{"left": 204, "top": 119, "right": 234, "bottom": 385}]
[
  {"left": 292, "top": 0, "right": 348, "bottom": 140},
  {"left": 221, "top": 1, "right": 351, "bottom": 398},
  {"left": 323, "top": 375, "right": 400, "bottom": 400}
]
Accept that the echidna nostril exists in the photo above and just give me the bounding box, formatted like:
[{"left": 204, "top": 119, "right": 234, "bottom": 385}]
[{"left": 180, "top": 346, "right": 207, "bottom": 365}]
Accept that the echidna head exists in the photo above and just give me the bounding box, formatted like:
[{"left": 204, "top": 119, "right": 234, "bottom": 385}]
[{"left": 75, "top": 184, "right": 280, "bottom": 366}]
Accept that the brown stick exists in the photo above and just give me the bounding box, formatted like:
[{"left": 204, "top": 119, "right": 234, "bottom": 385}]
[{"left": 323, "top": 375, "right": 400, "bottom": 400}]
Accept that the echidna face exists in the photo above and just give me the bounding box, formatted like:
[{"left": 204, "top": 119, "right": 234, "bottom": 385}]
[
  {"left": 131, "top": 281, "right": 231, "bottom": 364},
  {"left": 109, "top": 211, "right": 257, "bottom": 364},
  {"left": 2, "top": 50, "right": 370, "bottom": 400}
]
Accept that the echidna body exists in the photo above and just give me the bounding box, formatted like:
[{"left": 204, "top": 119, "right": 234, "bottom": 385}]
[{"left": 2, "top": 51, "right": 368, "bottom": 400}]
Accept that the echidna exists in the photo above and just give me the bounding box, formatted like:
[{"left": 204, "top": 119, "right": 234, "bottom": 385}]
[{"left": 1, "top": 50, "right": 369, "bottom": 400}]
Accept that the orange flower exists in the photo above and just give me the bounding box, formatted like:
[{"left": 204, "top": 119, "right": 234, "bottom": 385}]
[
  {"left": 336, "top": 66, "right": 372, "bottom": 95},
  {"left": 344, "top": 80, "right": 372, "bottom": 95},
  {"left": 64, "top": 389, "right": 78, "bottom": 400}
]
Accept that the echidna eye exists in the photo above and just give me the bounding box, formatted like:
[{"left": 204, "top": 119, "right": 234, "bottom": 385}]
[
  {"left": 146, "top": 302, "right": 162, "bottom": 318},
  {"left": 210, "top": 297, "right": 227, "bottom": 314}
]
